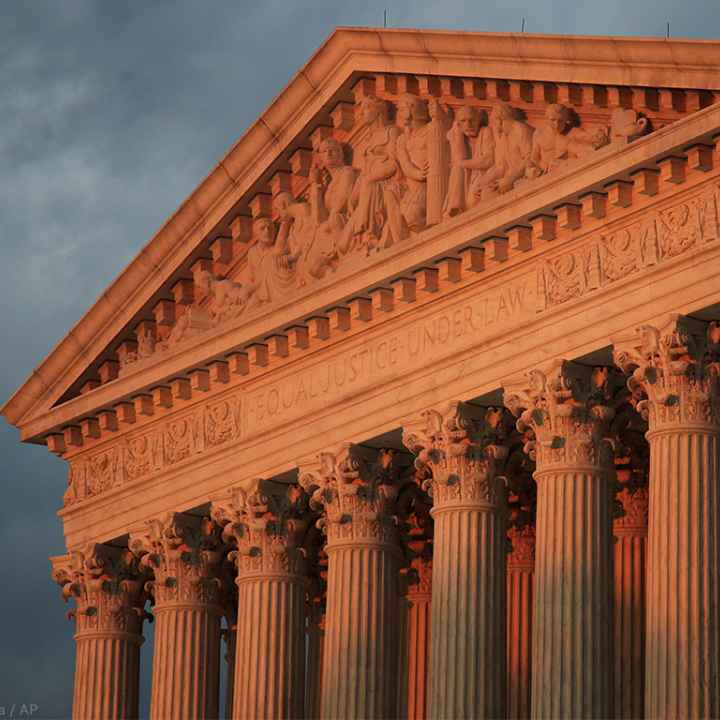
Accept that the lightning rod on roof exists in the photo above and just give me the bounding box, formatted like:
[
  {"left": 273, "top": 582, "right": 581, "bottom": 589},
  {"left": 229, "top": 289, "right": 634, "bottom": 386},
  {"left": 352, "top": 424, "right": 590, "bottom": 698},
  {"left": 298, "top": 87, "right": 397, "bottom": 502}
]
[
  {"left": 384, "top": 9, "right": 387, "bottom": 28},
  {"left": 521, "top": 17, "right": 526, "bottom": 32}
]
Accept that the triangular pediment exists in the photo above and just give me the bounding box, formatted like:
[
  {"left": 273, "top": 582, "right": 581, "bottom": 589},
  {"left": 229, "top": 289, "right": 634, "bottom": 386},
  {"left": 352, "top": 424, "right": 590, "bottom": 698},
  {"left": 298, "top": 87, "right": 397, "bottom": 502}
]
[{"left": 5, "top": 28, "right": 720, "bottom": 443}]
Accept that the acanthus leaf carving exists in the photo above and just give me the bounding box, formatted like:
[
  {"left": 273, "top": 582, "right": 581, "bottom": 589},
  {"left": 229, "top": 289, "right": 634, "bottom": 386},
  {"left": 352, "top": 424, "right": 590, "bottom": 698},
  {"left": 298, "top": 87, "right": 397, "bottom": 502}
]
[
  {"left": 211, "top": 482, "right": 309, "bottom": 579},
  {"left": 52, "top": 544, "right": 147, "bottom": 635},
  {"left": 401, "top": 401, "right": 510, "bottom": 509},
  {"left": 129, "top": 512, "right": 224, "bottom": 607},
  {"left": 503, "top": 360, "right": 617, "bottom": 472},
  {"left": 298, "top": 443, "right": 402, "bottom": 548},
  {"left": 612, "top": 314, "right": 720, "bottom": 431}
]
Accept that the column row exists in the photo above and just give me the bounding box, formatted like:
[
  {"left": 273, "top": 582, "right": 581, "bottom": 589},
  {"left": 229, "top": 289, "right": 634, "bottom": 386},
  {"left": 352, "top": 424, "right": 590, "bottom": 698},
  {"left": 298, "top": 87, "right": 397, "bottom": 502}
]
[{"left": 51, "top": 314, "right": 718, "bottom": 720}]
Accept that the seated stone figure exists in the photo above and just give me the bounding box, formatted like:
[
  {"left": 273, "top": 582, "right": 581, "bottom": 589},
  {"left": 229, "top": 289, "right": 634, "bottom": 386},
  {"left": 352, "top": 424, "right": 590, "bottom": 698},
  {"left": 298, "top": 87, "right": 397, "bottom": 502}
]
[
  {"left": 527, "top": 103, "right": 609, "bottom": 177},
  {"left": 470, "top": 102, "right": 534, "bottom": 200},
  {"left": 307, "top": 137, "right": 356, "bottom": 278},
  {"left": 445, "top": 105, "right": 495, "bottom": 215},
  {"left": 344, "top": 95, "right": 405, "bottom": 254}
]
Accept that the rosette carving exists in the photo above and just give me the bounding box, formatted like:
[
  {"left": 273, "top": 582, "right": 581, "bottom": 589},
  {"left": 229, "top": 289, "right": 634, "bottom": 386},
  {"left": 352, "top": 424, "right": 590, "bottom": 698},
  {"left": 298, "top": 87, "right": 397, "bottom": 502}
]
[
  {"left": 129, "top": 513, "right": 224, "bottom": 607},
  {"left": 298, "top": 444, "right": 401, "bottom": 547},
  {"left": 52, "top": 544, "right": 147, "bottom": 635},
  {"left": 211, "top": 482, "right": 309, "bottom": 579},
  {"left": 503, "top": 360, "right": 616, "bottom": 472},
  {"left": 613, "top": 314, "right": 720, "bottom": 431},
  {"left": 401, "top": 401, "right": 509, "bottom": 509}
]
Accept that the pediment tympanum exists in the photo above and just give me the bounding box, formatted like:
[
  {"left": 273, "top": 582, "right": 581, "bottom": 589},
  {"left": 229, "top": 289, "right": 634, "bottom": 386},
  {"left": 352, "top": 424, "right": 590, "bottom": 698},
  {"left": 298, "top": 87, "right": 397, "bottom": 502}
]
[{"left": 5, "top": 29, "right": 720, "bottom": 546}]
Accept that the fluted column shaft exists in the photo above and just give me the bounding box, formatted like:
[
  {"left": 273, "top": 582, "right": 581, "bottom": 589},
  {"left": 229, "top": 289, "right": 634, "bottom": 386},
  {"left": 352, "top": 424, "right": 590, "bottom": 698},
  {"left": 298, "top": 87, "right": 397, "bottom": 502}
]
[
  {"left": 532, "top": 468, "right": 613, "bottom": 718},
  {"left": 406, "top": 559, "right": 432, "bottom": 720},
  {"left": 322, "top": 541, "right": 401, "bottom": 718},
  {"left": 614, "top": 315, "right": 720, "bottom": 717},
  {"left": 234, "top": 574, "right": 306, "bottom": 718},
  {"left": 645, "top": 429, "right": 720, "bottom": 718},
  {"left": 53, "top": 546, "right": 145, "bottom": 720},
  {"left": 403, "top": 402, "right": 508, "bottom": 720},
  {"left": 306, "top": 610, "right": 325, "bottom": 720},
  {"left": 430, "top": 504, "right": 506, "bottom": 718},
  {"left": 613, "top": 483, "right": 648, "bottom": 719},
  {"left": 223, "top": 625, "right": 236, "bottom": 720},
  {"left": 73, "top": 631, "right": 143, "bottom": 719},
  {"left": 150, "top": 601, "right": 222, "bottom": 719},
  {"left": 506, "top": 525, "right": 534, "bottom": 720},
  {"left": 504, "top": 360, "right": 616, "bottom": 719},
  {"left": 130, "top": 514, "right": 224, "bottom": 720}
]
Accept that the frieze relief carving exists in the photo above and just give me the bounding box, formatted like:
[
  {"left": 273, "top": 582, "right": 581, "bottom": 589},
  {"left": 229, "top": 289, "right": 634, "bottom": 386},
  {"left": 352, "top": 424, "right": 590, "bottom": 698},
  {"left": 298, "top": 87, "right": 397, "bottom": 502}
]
[
  {"left": 539, "top": 184, "right": 720, "bottom": 310},
  {"left": 118, "top": 86, "right": 647, "bottom": 369},
  {"left": 129, "top": 512, "right": 224, "bottom": 607},
  {"left": 52, "top": 544, "right": 147, "bottom": 635},
  {"left": 613, "top": 315, "right": 720, "bottom": 431},
  {"left": 402, "top": 401, "right": 511, "bottom": 509},
  {"left": 298, "top": 444, "right": 402, "bottom": 548},
  {"left": 211, "top": 483, "right": 309, "bottom": 579},
  {"left": 65, "top": 396, "right": 241, "bottom": 507}
]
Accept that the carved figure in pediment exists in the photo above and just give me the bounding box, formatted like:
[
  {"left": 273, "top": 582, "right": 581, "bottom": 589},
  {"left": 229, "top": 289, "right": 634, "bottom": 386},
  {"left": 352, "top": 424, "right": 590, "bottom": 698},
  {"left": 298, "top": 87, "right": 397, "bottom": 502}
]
[
  {"left": 426, "top": 99, "right": 452, "bottom": 226},
  {"left": 527, "top": 104, "right": 609, "bottom": 177},
  {"left": 610, "top": 107, "right": 650, "bottom": 144},
  {"left": 162, "top": 305, "right": 212, "bottom": 349},
  {"left": 137, "top": 327, "right": 156, "bottom": 358},
  {"left": 470, "top": 102, "right": 533, "bottom": 199},
  {"left": 344, "top": 95, "right": 406, "bottom": 255},
  {"left": 242, "top": 216, "right": 295, "bottom": 310},
  {"left": 445, "top": 105, "right": 494, "bottom": 216},
  {"left": 272, "top": 192, "right": 316, "bottom": 282},
  {"left": 396, "top": 93, "right": 430, "bottom": 232},
  {"left": 307, "top": 137, "right": 355, "bottom": 277},
  {"left": 195, "top": 270, "right": 246, "bottom": 322}
]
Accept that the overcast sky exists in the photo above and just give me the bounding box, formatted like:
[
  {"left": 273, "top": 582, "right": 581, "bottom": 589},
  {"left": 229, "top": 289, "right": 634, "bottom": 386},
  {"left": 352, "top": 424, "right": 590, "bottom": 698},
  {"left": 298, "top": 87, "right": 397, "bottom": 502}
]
[{"left": 1, "top": 1, "right": 719, "bottom": 717}]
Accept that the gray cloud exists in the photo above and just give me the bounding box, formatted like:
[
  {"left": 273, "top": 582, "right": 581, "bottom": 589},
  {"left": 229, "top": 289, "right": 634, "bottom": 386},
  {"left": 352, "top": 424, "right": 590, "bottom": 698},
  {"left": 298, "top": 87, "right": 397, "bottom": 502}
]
[{"left": 1, "top": 1, "right": 718, "bottom": 716}]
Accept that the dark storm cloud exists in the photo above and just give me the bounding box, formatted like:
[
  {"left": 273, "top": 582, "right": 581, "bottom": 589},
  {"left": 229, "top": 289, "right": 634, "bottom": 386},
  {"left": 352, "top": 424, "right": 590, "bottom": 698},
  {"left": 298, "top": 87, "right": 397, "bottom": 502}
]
[{"left": 1, "top": 1, "right": 718, "bottom": 717}]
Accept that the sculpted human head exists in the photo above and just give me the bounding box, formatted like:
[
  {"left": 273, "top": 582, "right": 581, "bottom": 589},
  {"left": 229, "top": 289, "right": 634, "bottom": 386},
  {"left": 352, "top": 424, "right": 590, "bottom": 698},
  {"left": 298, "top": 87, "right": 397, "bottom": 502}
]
[
  {"left": 490, "top": 102, "right": 514, "bottom": 135},
  {"left": 359, "top": 96, "right": 389, "bottom": 127},
  {"left": 396, "top": 93, "right": 428, "bottom": 127},
  {"left": 272, "top": 192, "right": 294, "bottom": 222},
  {"left": 545, "top": 104, "right": 571, "bottom": 135},
  {"left": 317, "top": 137, "right": 345, "bottom": 169},
  {"left": 253, "top": 216, "right": 276, "bottom": 246},
  {"left": 456, "top": 105, "right": 484, "bottom": 138}
]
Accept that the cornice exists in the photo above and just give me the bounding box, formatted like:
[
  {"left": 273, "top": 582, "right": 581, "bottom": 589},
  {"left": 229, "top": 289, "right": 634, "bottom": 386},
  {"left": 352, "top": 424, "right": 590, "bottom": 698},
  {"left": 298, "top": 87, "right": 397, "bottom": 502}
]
[{"left": 4, "top": 28, "right": 720, "bottom": 430}]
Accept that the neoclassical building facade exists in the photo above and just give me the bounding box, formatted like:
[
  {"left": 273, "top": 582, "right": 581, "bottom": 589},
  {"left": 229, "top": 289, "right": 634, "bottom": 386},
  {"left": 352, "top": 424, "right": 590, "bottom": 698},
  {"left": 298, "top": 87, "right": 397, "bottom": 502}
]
[{"left": 4, "top": 28, "right": 720, "bottom": 720}]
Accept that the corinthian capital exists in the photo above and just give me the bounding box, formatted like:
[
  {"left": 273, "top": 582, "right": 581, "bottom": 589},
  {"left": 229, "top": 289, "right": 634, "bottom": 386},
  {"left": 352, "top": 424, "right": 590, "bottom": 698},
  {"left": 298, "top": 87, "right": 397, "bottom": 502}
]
[
  {"left": 129, "top": 513, "right": 224, "bottom": 607},
  {"left": 612, "top": 314, "right": 720, "bottom": 430},
  {"left": 298, "top": 443, "right": 401, "bottom": 547},
  {"left": 401, "top": 401, "right": 510, "bottom": 509},
  {"left": 211, "top": 481, "right": 309, "bottom": 579},
  {"left": 502, "top": 359, "right": 616, "bottom": 472},
  {"left": 51, "top": 544, "right": 146, "bottom": 635}
]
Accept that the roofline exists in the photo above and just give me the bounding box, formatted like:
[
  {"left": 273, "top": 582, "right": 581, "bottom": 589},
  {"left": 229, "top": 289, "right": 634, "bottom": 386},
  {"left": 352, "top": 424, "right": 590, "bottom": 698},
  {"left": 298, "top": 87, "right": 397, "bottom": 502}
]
[{"left": 5, "top": 27, "right": 720, "bottom": 427}]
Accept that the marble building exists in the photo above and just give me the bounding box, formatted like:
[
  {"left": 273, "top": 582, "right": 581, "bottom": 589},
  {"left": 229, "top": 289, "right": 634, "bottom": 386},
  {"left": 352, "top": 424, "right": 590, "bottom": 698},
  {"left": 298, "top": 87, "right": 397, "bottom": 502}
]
[{"left": 4, "top": 27, "right": 720, "bottom": 720}]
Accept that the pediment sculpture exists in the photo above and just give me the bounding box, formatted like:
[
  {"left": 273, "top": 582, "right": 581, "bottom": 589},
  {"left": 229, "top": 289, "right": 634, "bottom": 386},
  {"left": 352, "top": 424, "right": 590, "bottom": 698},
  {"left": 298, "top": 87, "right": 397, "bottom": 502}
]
[{"left": 119, "top": 90, "right": 651, "bottom": 372}]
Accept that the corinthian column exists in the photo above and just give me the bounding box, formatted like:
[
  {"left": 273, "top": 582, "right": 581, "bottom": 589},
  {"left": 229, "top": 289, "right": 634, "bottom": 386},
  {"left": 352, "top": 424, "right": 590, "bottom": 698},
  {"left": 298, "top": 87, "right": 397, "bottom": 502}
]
[
  {"left": 130, "top": 513, "right": 224, "bottom": 720},
  {"left": 614, "top": 315, "right": 720, "bottom": 718},
  {"left": 299, "top": 444, "right": 402, "bottom": 720},
  {"left": 504, "top": 361, "right": 616, "bottom": 719},
  {"left": 403, "top": 402, "right": 509, "bottom": 720},
  {"left": 506, "top": 516, "right": 535, "bottom": 720},
  {"left": 52, "top": 545, "right": 146, "bottom": 720},
  {"left": 212, "top": 482, "right": 308, "bottom": 720}
]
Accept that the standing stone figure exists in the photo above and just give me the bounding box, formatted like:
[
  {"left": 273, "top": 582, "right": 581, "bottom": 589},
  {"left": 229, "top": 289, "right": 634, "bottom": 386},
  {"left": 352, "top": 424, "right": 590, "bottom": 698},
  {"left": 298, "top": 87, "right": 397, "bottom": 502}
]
[
  {"left": 345, "top": 95, "right": 405, "bottom": 254},
  {"left": 445, "top": 105, "right": 495, "bottom": 216},
  {"left": 395, "top": 93, "right": 431, "bottom": 233},
  {"left": 425, "top": 99, "right": 452, "bottom": 226}
]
